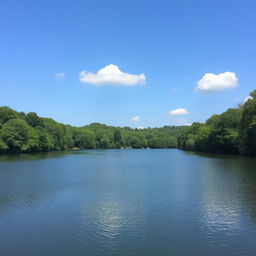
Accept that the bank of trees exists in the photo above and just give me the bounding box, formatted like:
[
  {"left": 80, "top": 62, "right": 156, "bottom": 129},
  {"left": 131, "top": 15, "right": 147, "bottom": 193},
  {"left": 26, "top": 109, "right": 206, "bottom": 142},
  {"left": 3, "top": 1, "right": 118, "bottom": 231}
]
[
  {"left": 178, "top": 90, "right": 256, "bottom": 156},
  {"left": 0, "top": 106, "right": 185, "bottom": 153}
]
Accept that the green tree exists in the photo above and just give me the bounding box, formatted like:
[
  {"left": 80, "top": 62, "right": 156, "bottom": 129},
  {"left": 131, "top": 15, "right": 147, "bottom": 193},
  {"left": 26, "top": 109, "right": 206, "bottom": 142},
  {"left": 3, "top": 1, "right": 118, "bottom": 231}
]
[
  {"left": 239, "top": 90, "right": 256, "bottom": 156},
  {"left": 0, "top": 106, "right": 18, "bottom": 125},
  {"left": 35, "top": 127, "right": 52, "bottom": 151},
  {"left": 26, "top": 112, "right": 43, "bottom": 127},
  {"left": 113, "top": 129, "right": 122, "bottom": 148},
  {"left": 0, "top": 139, "right": 8, "bottom": 152},
  {"left": 26, "top": 127, "right": 40, "bottom": 151},
  {"left": 130, "top": 134, "right": 147, "bottom": 148},
  {"left": 0, "top": 119, "right": 29, "bottom": 152},
  {"left": 73, "top": 130, "right": 95, "bottom": 149},
  {"left": 0, "top": 106, "right": 188, "bottom": 153}
]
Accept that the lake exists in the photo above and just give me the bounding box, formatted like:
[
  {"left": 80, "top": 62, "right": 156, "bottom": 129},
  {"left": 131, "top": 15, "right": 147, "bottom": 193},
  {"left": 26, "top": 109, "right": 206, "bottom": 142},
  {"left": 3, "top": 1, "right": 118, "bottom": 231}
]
[{"left": 0, "top": 149, "right": 256, "bottom": 256}]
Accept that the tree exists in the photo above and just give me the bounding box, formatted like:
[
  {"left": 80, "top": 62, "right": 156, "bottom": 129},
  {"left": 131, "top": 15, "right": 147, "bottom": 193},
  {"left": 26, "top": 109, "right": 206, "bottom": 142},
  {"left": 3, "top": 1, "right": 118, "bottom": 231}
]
[
  {"left": 0, "top": 139, "right": 8, "bottom": 152},
  {"left": 114, "top": 129, "right": 122, "bottom": 148},
  {"left": 26, "top": 112, "right": 43, "bottom": 127},
  {"left": 0, "top": 106, "right": 18, "bottom": 124},
  {"left": 26, "top": 127, "right": 40, "bottom": 151},
  {"left": 35, "top": 127, "right": 53, "bottom": 151},
  {"left": 0, "top": 119, "right": 29, "bottom": 152},
  {"left": 43, "top": 118, "right": 66, "bottom": 150},
  {"left": 73, "top": 129, "right": 95, "bottom": 149},
  {"left": 0, "top": 106, "right": 189, "bottom": 153},
  {"left": 239, "top": 90, "right": 256, "bottom": 156},
  {"left": 130, "top": 134, "right": 147, "bottom": 148}
]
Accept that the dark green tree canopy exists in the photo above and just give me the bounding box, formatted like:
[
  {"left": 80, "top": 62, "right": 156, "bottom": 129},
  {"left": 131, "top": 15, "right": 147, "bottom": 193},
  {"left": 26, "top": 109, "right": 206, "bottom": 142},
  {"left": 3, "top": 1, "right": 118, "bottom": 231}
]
[
  {"left": 178, "top": 91, "right": 256, "bottom": 156},
  {"left": 26, "top": 112, "right": 43, "bottom": 127}
]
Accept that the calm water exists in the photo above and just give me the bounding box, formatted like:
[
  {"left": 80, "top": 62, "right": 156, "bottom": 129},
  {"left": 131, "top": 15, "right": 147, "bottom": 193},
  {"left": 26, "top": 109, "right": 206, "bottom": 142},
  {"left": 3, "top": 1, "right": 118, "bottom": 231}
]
[{"left": 0, "top": 149, "right": 256, "bottom": 256}]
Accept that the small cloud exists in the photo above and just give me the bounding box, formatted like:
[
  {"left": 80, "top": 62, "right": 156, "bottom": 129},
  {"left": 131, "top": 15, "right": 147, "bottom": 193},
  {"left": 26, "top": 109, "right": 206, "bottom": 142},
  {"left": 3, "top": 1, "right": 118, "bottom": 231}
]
[
  {"left": 137, "top": 126, "right": 146, "bottom": 129},
  {"left": 130, "top": 116, "right": 141, "bottom": 122},
  {"left": 196, "top": 72, "right": 238, "bottom": 92},
  {"left": 244, "top": 96, "right": 253, "bottom": 103},
  {"left": 80, "top": 64, "right": 146, "bottom": 86},
  {"left": 169, "top": 108, "right": 188, "bottom": 115},
  {"left": 176, "top": 118, "right": 192, "bottom": 126},
  {"left": 55, "top": 72, "right": 65, "bottom": 79},
  {"left": 172, "top": 87, "right": 182, "bottom": 93}
]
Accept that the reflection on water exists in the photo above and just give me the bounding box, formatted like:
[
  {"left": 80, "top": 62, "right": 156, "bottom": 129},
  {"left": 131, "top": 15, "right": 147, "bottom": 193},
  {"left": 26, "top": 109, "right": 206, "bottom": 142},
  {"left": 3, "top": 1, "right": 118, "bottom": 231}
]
[
  {"left": 80, "top": 199, "right": 127, "bottom": 242},
  {"left": 194, "top": 152, "right": 256, "bottom": 253},
  {"left": 0, "top": 151, "right": 68, "bottom": 162},
  {"left": 0, "top": 149, "right": 256, "bottom": 256},
  {"left": 94, "top": 200, "right": 126, "bottom": 239},
  {"left": 201, "top": 201, "right": 241, "bottom": 233},
  {"left": 0, "top": 150, "right": 100, "bottom": 162}
]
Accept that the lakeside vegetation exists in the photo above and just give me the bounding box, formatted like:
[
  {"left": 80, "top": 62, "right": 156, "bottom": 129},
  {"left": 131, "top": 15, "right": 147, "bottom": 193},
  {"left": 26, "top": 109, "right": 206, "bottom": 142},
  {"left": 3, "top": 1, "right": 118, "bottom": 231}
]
[
  {"left": 1, "top": 90, "right": 255, "bottom": 156},
  {"left": 178, "top": 90, "right": 256, "bottom": 156},
  {"left": 0, "top": 107, "right": 185, "bottom": 153}
]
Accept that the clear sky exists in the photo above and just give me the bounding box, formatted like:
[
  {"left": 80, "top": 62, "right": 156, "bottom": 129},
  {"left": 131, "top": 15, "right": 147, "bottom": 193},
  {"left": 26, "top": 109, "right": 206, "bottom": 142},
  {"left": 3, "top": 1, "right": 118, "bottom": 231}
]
[{"left": 1, "top": 0, "right": 256, "bottom": 128}]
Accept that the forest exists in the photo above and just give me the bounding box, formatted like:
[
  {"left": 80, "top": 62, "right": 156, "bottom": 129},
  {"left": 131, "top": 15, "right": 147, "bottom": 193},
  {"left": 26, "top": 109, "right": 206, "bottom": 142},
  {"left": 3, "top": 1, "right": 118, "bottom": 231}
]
[
  {"left": 178, "top": 90, "right": 256, "bottom": 156},
  {"left": 1, "top": 90, "right": 255, "bottom": 156},
  {"left": 0, "top": 106, "right": 185, "bottom": 153}
]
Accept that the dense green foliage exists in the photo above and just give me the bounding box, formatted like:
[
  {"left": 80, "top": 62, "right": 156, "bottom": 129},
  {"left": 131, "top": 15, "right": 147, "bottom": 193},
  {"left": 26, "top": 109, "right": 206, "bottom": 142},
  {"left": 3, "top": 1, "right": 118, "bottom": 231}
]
[
  {"left": 0, "top": 106, "right": 185, "bottom": 153},
  {"left": 178, "top": 90, "right": 256, "bottom": 156}
]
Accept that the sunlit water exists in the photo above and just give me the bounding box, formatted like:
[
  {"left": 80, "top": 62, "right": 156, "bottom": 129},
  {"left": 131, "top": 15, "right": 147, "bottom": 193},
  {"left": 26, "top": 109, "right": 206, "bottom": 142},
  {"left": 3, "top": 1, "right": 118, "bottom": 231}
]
[{"left": 0, "top": 149, "right": 256, "bottom": 256}]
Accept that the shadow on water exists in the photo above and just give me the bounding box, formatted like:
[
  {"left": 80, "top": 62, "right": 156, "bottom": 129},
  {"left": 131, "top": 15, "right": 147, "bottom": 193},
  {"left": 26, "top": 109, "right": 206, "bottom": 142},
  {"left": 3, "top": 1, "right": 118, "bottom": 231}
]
[
  {"left": 0, "top": 152, "right": 68, "bottom": 162},
  {"left": 184, "top": 150, "right": 244, "bottom": 160},
  {"left": 0, "top": 150, "right": 100, "bottom": 162},
  {"left": 0, "top": 149, "right": 177, "bottom": 163}
]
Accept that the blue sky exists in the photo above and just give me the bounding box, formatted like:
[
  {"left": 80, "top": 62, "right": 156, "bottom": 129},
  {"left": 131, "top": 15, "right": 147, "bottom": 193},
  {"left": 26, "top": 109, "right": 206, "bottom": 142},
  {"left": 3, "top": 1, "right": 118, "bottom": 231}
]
[{"left": 1, "top": 0, "right": 256, "bottom": 128}]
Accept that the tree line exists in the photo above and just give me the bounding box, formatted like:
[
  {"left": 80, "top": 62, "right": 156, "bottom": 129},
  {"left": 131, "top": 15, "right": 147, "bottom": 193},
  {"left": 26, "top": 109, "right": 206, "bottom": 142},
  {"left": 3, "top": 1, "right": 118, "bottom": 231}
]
[
  {"left": 178, "top": 90, "right": 256, "bottom": 156},
  {"left": 0, "top": 106, "right": 185, "bottom": 153}
]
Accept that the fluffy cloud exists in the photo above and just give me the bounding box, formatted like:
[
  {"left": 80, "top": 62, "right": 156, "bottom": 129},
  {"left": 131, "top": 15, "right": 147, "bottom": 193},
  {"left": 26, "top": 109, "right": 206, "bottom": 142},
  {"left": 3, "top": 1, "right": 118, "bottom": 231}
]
[
  {"left": 196, "top": 72, "right": 238, "bottom": 92},
  {"left": 79, "top": 64, "right": 146, "bottom": 86},
  {"left": 130, "top": 116, "right": 141, "bottom": 122},
  {"left": 244, "top": 96, "right": 253, "bottom": 103},
  {"left": 169, "top": 108, "right": 188, "bottom": 115},
  {"left": 55, "top": 72, "right": 65, "bottom": 79}
]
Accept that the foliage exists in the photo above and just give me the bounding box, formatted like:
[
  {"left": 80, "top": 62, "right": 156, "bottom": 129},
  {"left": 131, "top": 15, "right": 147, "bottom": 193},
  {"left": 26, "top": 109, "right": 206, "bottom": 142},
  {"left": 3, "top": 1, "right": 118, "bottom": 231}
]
[
  {"left": 178, "top": 90, "right": 256, "bottom": 156},
  {"left": 2, "top": 89, "right": 255, "bottom": 156},
  {"left": 0, "top": 106, "right": 185, "bottom": 153},
  {"left": 0, "top": 119, "right": 29, "bottom": 152},
  {"left": 239, "top": 90, "right": 256, "bottom": 156}
]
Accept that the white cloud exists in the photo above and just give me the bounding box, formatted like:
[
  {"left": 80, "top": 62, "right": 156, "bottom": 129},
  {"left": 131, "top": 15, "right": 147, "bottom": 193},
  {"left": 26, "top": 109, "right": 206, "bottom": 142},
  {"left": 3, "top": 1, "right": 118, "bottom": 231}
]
[
  {"left": 79, "top": 64, "right": 146, "bottom": 86},
  {"left": 176, "top": 118, "right": 192, "bottom": 126},
  {"left": 169, "top": 108, "right": 188, "bottom": 115},
  {"left": 244, "top": 96, "right": 253, "bottom": 103},
  {"left": 55, "top": 72, "right": 65, "bottom": 79},
  {"left": 137, "top": 126, "right": 146, "bottom": 129},
  {"left": 196, "top": 72, "right": 238, "bottom": 92},
  {"left": 172, "top": 87, "right": 182, "bottom": 93},
  {"left": 130, "top": 116, "right": 141, "bottom": 122}
]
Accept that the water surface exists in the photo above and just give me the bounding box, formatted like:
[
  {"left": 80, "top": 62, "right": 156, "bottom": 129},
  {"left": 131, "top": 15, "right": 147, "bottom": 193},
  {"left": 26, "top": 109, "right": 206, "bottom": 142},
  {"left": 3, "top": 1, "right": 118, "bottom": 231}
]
[{"left": 1, "top": 149, "right": 256, "bottom": 256}]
